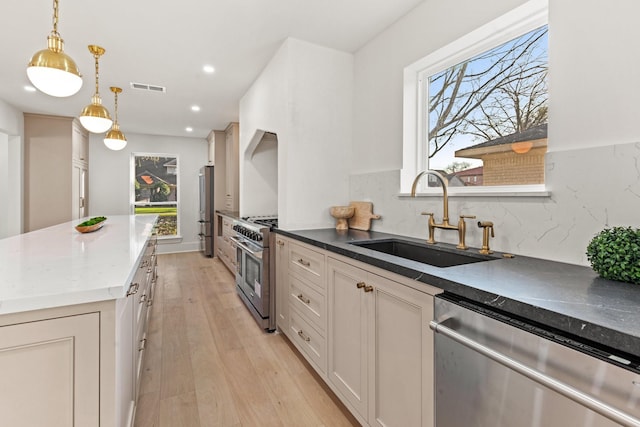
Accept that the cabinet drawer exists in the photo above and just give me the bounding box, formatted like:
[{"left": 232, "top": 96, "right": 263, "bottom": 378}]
[
  {"left": 289, "top": 275, "right": 325, "bottom": 333},
  {"left": 221, "top": 216, "right": 234, "bottom": 236},
  {"left": 289, "top": 242, "right": 325, "bottom": 290},
  {"left": 289, "top": 309, "right": 326, "bottom": 375}
]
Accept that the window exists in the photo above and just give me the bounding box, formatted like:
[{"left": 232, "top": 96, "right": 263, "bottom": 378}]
[
  {"left": 131, "top": 153, "right": 179, "bottom": 237},
  {"left": 402, "top": 0, "right": 548, "bottom": 194}
]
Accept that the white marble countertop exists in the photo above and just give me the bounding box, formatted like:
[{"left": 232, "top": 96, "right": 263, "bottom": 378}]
[{"left": 0, "top": 215, "right": 158, "bottom": 315}]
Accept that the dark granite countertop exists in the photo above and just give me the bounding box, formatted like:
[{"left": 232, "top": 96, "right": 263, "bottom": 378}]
[{"left": 275, "top": 228, "right": 640, "bottom": 359}]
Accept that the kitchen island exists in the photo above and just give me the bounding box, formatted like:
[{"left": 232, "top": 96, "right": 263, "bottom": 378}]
[{"left": 0, "top": 215, "right": 158, "bottom": 427}]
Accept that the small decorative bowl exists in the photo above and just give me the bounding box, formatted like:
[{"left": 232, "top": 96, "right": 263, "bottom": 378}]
[
  {"left": 330, "top": 206, "right": 355, "bottom": 230},
  {"left": 75, "top": 220, "right": 106, "bottom": 233}
]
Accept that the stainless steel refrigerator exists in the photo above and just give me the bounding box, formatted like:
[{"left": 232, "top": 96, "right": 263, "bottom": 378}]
[{"left": 198, "top": 165, "right": 214, "bottom": 256}]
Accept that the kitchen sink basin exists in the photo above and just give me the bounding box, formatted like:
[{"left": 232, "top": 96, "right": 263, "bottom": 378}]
[{"left": 349, "top": 239, "right": 499, "bottom": 268}]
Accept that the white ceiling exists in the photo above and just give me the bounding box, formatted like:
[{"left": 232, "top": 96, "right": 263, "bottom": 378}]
[{"left": 0, "top": 0, "right": 424, "bottom": 138}]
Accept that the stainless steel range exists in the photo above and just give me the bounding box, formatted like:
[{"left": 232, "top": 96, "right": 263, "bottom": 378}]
[{"left": 231, "top": 216, "right": 277, "bottom": 331}]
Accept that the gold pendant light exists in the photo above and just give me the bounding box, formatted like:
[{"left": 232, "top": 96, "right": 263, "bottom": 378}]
[
  {"left": 104, "top": 87, "right": 127, "bottom": 151},
  {"left": 27, "top": 0, "right": 83, "bottom": 97},
  {"left": 79, "top": 45, "right": 112, "bottom": 133}
]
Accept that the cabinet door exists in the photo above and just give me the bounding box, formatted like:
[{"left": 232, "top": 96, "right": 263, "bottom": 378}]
[
  {"left": 0, "top": 312, "right": 100, "bottom": 427},
  {"left": 368, "top": 273, "right": 434, "bottom": 427},
  {"left": 72, "top": 162, "right": 88, "bottom": 219},
  {"left": 224, "top": 123, "right": 239, "bottom": 211},
  {"left": 327, "top": 258, "right": 369, "bottom": 420},
  {"left": 275, "top": 236, "right": 289, "bottom": 331},
  {"left": 116, "top": 293, "right": 135, "bottom": 427}
]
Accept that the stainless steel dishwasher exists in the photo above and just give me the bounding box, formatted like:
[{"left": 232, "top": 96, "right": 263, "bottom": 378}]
[{"left": 431, "top": 294, "right": 640, "bottom": 427}]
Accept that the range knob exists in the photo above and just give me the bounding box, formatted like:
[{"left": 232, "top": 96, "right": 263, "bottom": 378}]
[{"left": 255, "top": 234, "right": 263, "bottom": 241}]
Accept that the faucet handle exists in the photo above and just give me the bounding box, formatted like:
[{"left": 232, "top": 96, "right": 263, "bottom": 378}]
[
  {"left": 477, "top": 221, "right": 495, "bottom": 254},
  {"left": 460, "top": 215, "right": 476, "bottom": 220},
  {"left": 420, "top": 212, "right": 434, "bottom": 216}
]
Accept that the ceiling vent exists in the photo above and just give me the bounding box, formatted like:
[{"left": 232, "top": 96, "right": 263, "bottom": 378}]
[{"left": 129, "top": 82, "right": 166, "bottom": 93}]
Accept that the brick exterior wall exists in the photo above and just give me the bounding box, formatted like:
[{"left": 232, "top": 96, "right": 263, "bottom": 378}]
[{"left": 481, "top": 146, "right": 546, "bottom": 185}]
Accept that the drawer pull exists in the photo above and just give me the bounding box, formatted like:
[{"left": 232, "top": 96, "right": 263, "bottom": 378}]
[
  {"left": 139, "top": 293, "right": 147, "bottom": 304},
  {"left": 297, "top": 329, "right": 311, "bottom": 342},
  {"left": 277, "top": 240, "right": 284, "bottom": 246},
  {"left": 297, "top": 293, "right": 310, "bottom": 304},
  {"left": 364, "top": 285, "right": 374, "bottom": 292},
  {"left": 356, "top": 282, "right": 366, "bottom": 289},
  {"left": 146, "top": 299, "right": 153, "bottom": 307},
  {"left": 138, "top": 338, "right": 147, "bottom": 352},
  {"left": 126, "top": 282, "right": 139, "bottom": 296},
  {"left": 297, "top": 258, "right": 311, "bottom": 267}
]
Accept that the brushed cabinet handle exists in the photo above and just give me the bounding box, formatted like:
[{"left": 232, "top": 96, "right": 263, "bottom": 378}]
[
  {"left": 277, "top": 240, "right": 284, "bottom": 246},
  {"left": 127, "top": 282, "right": 139, "bottom": 296},
  {"left": 297, "top": 294, "right": 310, "bottom": 304},
  {"left": 139, "top": 293, "right": 147, "bottom": 304},
  {"left": 297, "top": 329, "right": 311, "bottom": 342},
  {"left": 356, "top": 282, "right": 366, "bottom": 289},
  {"left": 297, "top": 258, "right": 311, "bottom": 267},
  {"left": 138, "top": 338, "right": 147, "bottom": 352},
  {"left": 364, "top": 285, "right": 374, "bottom": 292}
]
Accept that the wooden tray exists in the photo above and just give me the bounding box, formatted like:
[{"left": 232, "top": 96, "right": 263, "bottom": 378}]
[{"left": 347, "top": 201, "right": 381, "bottom": 231}]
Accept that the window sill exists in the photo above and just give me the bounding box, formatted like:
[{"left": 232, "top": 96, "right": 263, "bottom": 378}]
[
  {"left": 156, "top": 235, "right": 183, "bottom": 244},
  {"left": 399, "top": 185, "right": 550, "bottom": 198}
]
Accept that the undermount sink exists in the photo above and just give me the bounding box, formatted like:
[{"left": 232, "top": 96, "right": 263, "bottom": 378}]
[{"left": 349, "top": 239, "right": 499, "bottom": 268}]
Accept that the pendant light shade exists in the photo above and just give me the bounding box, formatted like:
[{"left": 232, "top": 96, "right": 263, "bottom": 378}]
[
  {"left": 79, "top": 45, "right": 112, "bottom": 133},
  {"left": 27, "top": 0, "right": 82, "bottom": 97},
  {"left": 104, "top": 87, "right": 127, "bottom": 151}
]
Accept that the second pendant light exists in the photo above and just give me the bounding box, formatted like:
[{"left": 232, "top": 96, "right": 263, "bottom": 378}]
[{"left": 79, "top": 45, "right": 112, "bottom": 133}]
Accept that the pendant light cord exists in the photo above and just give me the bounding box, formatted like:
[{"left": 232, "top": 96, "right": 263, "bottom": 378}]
[
  {"left": 113, "top": 92, "right": 119, "bottom": 124},
  {"left": 94, "top": 53, "right": 100, "bottom": 96},
  {"left": 52, "top": 0, "right": 60, "bottom": 36}
]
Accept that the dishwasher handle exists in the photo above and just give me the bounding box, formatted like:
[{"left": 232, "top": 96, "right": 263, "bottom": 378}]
[{"left": 429, "top": 320, "right": 640, "bottom": 427}]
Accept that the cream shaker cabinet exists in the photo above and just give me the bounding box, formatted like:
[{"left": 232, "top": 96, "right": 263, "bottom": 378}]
[
  {"left": 286, "top": 240, "right": 328, "bottom": 375},
  {"left": 274, "top": 233, "right": 438, "bottom": 427},
  {"left": 0, "top": 312, "right": 100, "bottom": 427},
  {"left": 327, "top": 257, "right": 435, "bottom": 427},
  {"left": 224, "top": 122, "right": 239, "bottom": 211},
  {"left": 24, "top": 113, "right": 89, "bottom": 232},
  {"left": 216, "top": 212, "right": 237, "bottom": 274},
  {"left": 275, "top": 236, "right": 290, "bottom": 331}
]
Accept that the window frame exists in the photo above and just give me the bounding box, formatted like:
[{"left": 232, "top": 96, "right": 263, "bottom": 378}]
[
  {"left": 130, "top": 152, "right": 181, "bottom": 239},
  {"left": 401, "top": 0, "right": 549, "bottom": 196}
]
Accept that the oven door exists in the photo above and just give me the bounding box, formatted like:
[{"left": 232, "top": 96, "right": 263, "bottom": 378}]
[{"left": 234, "top": 237, "right": 268, "bottom": 317}]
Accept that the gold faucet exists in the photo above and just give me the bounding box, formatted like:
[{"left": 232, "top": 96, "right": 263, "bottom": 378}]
[{"left": 411, "top": 170, "right": 475, "bottom": 249}]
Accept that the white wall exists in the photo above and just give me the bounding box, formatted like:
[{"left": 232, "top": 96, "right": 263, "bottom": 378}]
[
  {"left": 0, "top": 99, "right": 23, "bottom": 238},
  {"left": 89, "top": 132, "right": 208, "bottom": 254},
  {"left": 240, "top": 38, "right": 354, "bottom": 229},
  {"left": 350, "top": 0, "right": 640, "bottom": 265}
]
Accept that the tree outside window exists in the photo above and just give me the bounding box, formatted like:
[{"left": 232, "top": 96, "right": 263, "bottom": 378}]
[
  {"left": 425, "top": 25, "right": 548, "bottom": 187},
  {"left": 132, "top": 154, "right": 179, "bottom": 236}
]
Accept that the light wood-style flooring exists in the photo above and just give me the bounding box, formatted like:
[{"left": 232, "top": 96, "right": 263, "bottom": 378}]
[{"left": 134, "top": 252, "right": 359, "bottom": 427}]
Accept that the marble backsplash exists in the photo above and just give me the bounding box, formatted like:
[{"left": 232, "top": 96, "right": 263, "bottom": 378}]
[{"left": 349, "top": 141, "right": 640, "bottom": 266}]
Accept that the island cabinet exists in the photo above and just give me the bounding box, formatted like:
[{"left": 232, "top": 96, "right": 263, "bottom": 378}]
[
  {"left": 274, "top": 234, "right": 438, "bottom": 427},
  {"left": 0, "top": 231, "right": 158, "bottom": 427}
]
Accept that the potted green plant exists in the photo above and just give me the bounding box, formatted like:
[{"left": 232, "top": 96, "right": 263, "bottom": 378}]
[{"left": 586, "top": 226, "right": 640, "bottom": 285}]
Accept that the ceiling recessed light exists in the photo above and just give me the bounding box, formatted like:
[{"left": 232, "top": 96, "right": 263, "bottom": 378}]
[
  {"left": 203, "top": 65, "right": 215, "bottom": 74},
  {"left": 191, "top": 105, "right": 201, "bottom": 112},
  {"left": 24, "top": 85, "right": 37, "bottom": 92},
  {"left": 185, "top": 127, "right": 193, "bottom": 132}
]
